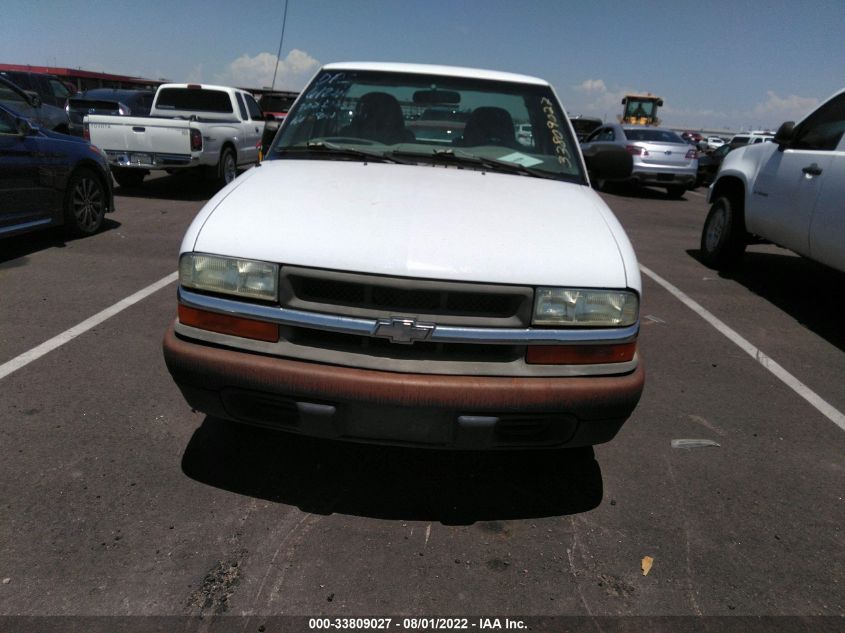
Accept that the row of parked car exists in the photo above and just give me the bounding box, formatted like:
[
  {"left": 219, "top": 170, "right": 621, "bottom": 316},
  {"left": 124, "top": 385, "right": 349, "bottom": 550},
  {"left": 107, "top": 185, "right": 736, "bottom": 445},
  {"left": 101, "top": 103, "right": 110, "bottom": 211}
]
[
  {"left": 573, "top": 120, "right": 781, "bottom": 197},
  {"left": 1, "top": 70, "right": 155, "bottom": 137},
  {"left": 570, "top": 92, "right": 844, "bottom": 276},
  {"left": 0, "top": 68, "right": 295, "bottom": 140},
  {"left": 0, "top": 69, "right": 301, "bottom": 240},
  {"left": 3, "top": 64, "right": 844, "bottom": 287},
  {"left": 0, "top": 71, "right": 158, "bottom": 239}
]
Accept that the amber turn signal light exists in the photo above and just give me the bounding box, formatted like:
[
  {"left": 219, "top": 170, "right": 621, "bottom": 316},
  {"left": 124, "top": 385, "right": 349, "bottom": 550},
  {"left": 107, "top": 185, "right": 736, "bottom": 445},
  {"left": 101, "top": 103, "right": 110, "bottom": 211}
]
[
  {"left": 178, "top": 304, "right": 279, "bottom": 342},
  {"left": 526, "top": 342, "right": 637, "bottom": 365}
]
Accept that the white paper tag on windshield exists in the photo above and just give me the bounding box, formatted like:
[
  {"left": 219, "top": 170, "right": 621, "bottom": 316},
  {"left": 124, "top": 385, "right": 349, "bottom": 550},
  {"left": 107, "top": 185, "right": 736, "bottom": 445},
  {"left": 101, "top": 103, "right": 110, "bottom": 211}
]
[{"left": 498, "top": 152, "right": 544, "bottom": 167}]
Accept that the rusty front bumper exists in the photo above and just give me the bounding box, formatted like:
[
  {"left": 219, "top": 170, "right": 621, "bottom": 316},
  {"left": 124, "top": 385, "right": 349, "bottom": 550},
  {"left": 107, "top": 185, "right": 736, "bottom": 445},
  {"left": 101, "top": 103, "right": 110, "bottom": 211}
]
[{"left": 163, "top": 323, "right": 644, "bottom": 449}]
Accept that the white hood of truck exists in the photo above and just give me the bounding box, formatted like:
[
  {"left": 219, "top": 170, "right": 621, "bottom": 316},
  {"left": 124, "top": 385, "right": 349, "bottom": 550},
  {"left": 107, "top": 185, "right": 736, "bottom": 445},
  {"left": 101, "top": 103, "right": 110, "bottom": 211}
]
[{"left": 185, "top": 160, "right": 639, "bottom": 290}]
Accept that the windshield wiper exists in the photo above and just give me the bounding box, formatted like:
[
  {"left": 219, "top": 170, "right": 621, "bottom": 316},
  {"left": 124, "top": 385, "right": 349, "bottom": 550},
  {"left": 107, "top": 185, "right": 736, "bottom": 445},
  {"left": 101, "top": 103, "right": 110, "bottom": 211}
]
[
  {"left": 277, "top": 141, "right": 408, "bottom": 164},
  {"left": 391, "top": 148, "right": 560, "bottom": 179}
]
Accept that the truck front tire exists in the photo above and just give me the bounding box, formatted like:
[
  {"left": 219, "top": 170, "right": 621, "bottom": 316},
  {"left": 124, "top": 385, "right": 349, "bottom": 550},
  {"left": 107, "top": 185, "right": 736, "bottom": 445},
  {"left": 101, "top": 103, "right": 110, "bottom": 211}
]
[{"left": 700, "top": 195, "right": 747, "bottom": 269}]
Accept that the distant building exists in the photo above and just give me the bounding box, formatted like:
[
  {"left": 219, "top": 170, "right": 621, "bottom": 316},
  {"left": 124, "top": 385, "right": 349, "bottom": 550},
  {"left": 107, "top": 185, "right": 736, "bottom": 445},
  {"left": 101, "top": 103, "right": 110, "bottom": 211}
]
[
  {"left": 0, "top": 63, "right": 163, "bottom": 92},
  {"left": 1, "top": 63, "right": 300, "bottom": 102}
]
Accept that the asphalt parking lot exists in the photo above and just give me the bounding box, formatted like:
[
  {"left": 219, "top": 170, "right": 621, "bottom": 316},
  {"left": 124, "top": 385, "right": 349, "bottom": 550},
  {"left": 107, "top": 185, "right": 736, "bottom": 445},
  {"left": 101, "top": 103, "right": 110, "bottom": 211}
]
[{"left": 0, "top": 173, "right": 842, "bottom": 629}]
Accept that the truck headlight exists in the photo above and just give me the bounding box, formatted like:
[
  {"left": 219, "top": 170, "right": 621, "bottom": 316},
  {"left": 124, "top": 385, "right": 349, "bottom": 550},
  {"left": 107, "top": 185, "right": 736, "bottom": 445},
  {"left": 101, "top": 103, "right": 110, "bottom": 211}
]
[
  {"left": 179, "top": 253, "right": 278, "bottom": 301},
  {"left": 533, "top": 288, "right": 638, "bottom": 326}
]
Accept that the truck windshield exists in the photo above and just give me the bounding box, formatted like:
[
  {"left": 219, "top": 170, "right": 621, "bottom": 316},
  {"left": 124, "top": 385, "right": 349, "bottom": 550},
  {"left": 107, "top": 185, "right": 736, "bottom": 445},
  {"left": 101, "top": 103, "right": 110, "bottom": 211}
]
[
  {"left": 269, "top": 69, "right": 584, "bottom": 182},
  {"left": 624, "top": 99, "right": 655, "bottom": 118}
]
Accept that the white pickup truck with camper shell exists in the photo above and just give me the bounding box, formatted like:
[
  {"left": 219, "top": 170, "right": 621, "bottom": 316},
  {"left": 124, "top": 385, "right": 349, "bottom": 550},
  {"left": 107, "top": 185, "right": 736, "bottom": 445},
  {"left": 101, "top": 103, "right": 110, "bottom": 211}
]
[
  {"left": 163, "top": 62, "right": 642, "bottom": 450},
  {"left": 84, "top": 83, "right": 265, "bottom": 188},
  {"left": 701, "top": 88, "right": 845, "bottom": 274}
]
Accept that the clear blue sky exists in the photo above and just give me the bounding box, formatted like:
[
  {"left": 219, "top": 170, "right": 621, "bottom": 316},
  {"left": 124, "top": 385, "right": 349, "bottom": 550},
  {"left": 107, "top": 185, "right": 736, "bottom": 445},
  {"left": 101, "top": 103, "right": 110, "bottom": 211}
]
[{"left": 3, "top": 0, "right": 844, "bottom": 131}]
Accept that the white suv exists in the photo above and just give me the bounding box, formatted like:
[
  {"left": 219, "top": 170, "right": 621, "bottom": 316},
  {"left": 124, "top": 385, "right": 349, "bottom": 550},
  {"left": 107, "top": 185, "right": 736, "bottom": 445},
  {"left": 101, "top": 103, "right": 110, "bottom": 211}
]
[
  {"left": 727, "top": 131, "right": 774, "bottom": 148},
  {"left": 701, "top": 89, "right": 845, "bottom": 273}
]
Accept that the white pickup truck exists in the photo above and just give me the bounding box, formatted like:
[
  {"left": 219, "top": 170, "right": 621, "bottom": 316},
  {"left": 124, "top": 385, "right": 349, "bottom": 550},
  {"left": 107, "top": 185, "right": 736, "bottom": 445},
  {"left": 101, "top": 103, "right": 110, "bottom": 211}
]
[
  {"left": 701, "top": 88, "right": 845, "bottom": 273},
  {"left": 85, "top": 83, "right": 265, "bottom": 188},
  {"left": 163, "top": 62, "right": 643, "bottom": 450}
]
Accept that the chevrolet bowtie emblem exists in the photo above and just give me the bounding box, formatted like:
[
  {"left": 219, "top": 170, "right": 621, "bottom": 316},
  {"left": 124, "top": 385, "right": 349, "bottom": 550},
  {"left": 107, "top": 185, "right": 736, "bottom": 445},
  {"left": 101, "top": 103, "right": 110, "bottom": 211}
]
[{"left": 373, "top": 317, "right": 435, "bottom": 344}]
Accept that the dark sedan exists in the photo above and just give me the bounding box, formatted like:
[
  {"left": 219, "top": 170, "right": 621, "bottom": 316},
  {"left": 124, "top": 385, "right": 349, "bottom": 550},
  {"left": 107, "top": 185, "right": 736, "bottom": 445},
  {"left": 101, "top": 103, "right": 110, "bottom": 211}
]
[
  {"left": 570, "top": 115, "right": 602, "bottom": 142},
  {"left": 0, "top": 103, "right": 114, "bottom": 239},
  {"left": 696, "top": 143, "right": 732, "bottom": 187},
  {"left": 66, "top": 88, "right": 153, "bottom": 137}
]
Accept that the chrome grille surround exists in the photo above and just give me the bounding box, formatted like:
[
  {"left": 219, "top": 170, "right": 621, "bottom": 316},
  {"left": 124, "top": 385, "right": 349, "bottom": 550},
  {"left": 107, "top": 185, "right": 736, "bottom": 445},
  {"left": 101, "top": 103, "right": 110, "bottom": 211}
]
[{"left": 176, "top": 276, "right": 640, "bottom": 378}]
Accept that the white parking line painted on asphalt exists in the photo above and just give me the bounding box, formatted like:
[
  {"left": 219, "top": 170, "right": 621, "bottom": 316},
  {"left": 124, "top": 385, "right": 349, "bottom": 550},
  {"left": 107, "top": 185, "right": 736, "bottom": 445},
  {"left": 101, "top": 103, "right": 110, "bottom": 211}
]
[
  {"left": 640, "top": 265, "right": 845, "bottom": 432},
  {"left": 0, "top": 272, "right": 178, "bottom": 382},
  {"left": 687, "top": 190, "right": 706, "bottom": 198}
]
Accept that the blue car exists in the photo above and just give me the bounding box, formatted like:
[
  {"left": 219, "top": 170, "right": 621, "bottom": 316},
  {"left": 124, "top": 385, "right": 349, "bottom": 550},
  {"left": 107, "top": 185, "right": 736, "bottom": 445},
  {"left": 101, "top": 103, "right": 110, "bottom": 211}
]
[{"left": 0, "top": 102, "right": 114, "bottom": 239}]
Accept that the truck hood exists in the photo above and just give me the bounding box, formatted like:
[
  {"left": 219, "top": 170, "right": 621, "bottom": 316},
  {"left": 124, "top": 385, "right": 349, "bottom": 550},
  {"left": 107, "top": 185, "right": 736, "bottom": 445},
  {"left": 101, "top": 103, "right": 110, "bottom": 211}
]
[
  {"left": 186, "top": 159, "right": 637, "bottom": 289},
  {"left": 721, "top": 141, "right": 778, "bottom": 177}
]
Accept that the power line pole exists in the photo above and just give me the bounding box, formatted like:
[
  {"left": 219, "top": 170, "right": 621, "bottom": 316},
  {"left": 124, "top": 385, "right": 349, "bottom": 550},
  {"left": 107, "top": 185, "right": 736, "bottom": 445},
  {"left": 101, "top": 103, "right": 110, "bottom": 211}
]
[{"left": 271, "top": 0, "right": 290, "bottom": 91}]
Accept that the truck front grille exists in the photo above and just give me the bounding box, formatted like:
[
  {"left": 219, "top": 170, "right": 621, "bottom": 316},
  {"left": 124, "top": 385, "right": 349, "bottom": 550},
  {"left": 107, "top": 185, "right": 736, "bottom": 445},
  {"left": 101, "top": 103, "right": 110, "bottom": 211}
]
[{"left": 280, "top": 266, "right": 533, "bottom": 328}]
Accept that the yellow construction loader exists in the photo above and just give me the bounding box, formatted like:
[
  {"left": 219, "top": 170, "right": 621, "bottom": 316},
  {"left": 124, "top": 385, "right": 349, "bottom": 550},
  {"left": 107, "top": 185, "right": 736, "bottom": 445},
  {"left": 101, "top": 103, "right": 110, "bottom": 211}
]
[{"left": 619, "top": 94, "right": 663, "bottom": 126}]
